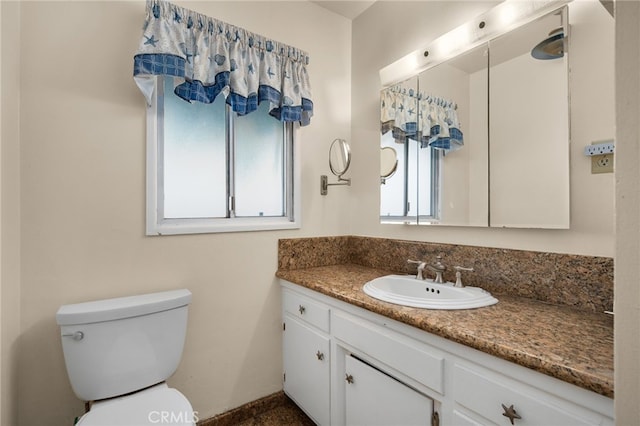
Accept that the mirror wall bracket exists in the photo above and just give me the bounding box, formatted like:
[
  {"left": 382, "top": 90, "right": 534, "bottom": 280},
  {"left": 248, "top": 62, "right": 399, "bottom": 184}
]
[{"left": 320, "top": 175, "right": 351, "bottom": 196}]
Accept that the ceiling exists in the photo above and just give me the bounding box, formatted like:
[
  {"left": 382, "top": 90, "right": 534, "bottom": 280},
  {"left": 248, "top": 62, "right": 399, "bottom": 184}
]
[{"left": 310, "top": 1, "right": 377, "bottom": 19}]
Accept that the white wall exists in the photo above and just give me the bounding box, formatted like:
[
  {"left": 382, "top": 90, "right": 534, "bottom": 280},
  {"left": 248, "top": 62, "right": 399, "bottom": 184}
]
[
  {"left": 4, "top": 1, "right": 351, "bottom": 424},
  {"left": 352, "top": 0, "right": 614, "bottom": 256},
  {"left": 1, "top": 1, "right": 22, "bottom": 425},
  {"left": 614, "top": 0, "right": 640, "bottom": 422},
  {"left": 0, "top": 2, "right": 4, "bottom": 422}
]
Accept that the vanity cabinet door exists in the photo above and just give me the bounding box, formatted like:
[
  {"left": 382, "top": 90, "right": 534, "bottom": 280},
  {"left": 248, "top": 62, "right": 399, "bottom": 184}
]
[
  {"left": 283, "top": 315, "right": 330, "bottom": 425},
  {"left": 345, "top": 355, "right": 434, "bottom": 426},
  {"left": 453, "top": 363, "right": 612, "bottom": 426}
]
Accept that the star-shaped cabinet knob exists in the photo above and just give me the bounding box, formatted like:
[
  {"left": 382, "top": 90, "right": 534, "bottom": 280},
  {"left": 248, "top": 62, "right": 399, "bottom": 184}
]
[{"left": 501, "top": 404, "right": 522, "bottom": 425}]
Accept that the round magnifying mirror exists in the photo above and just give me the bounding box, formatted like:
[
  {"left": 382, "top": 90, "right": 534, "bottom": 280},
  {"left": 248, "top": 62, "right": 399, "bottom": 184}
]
[
  {"left": 329, "top": 138, "right": 351, "bottom": 177},
  {"left": 380, "top": 147, "right": 398, "bottom": 183}
]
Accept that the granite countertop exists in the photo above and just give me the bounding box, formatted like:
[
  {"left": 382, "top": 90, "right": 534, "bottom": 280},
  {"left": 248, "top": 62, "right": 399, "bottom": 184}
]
[{"left": 276, "top": 263, "right": 614, "bottom": 398}]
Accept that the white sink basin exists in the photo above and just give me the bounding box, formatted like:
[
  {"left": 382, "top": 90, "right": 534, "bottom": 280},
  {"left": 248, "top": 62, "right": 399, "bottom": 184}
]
[{"left": 363, "top": 275, "right": 498, "bottom": 310}]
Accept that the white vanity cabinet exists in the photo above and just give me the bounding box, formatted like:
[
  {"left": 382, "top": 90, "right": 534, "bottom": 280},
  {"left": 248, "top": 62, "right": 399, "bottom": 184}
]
[
  {"left": 282, "top": 290, "right": 331, "bottom": 425},
  {"left": 281, "top": 281, "right": 614, "bottom": 426}
]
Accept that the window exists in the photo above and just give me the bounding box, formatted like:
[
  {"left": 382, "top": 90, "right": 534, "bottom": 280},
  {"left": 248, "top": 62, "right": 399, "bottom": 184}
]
[{"left": 147, "top": 76, "right": 300, "bottom": 235}]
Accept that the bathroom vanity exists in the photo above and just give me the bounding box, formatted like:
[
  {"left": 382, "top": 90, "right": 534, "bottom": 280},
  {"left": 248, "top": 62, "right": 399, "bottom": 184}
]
[{"left": 278, "top": 264, "right": 614, "bottom": 426}]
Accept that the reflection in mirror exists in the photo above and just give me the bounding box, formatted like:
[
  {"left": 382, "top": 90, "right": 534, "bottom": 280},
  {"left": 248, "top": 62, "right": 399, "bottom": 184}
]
[
  {"left": 380, "top": 147, "right": 398, "bottom": 183},
  {"left": 417, "top": 43, "right": 489, "bottom": 226},
  {"left": 379, "top": 4, "right": 571, "bottom": 229},
  {"left": 329, "top": 138, "right": 351, "bottom": 177},
  {"left": 489, "top": 10, "right": 569, "bottom": 228},
  {"left": 380, "top": 77, "right": 418, "bottom": 223},
  {"left": 380, "top": 44, "right": 488, "bottom": 226}
]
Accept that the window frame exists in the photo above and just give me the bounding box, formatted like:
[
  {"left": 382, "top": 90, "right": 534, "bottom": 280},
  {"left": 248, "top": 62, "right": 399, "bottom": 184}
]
[
  {"left": 146, "top": 77, "right": 301, "bottom": 236},
  {"left": 379, "top": 136, "right": 442, "bottom": 225},
  {"left": 417, "top": 145, "right": 442, "bottom": 224}
]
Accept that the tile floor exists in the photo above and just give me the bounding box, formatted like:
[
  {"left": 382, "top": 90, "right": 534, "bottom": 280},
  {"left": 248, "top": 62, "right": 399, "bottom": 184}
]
[
  {"left": 198, "top": 392, "right": 314, "bottom": 426},
  {"left": 233, "top": 397, "right": 315, "bottom": 426}
]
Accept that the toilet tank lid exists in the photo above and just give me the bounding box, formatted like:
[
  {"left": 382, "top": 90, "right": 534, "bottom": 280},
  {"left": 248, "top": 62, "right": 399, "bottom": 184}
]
[{"left": 56, "top": 289, "right": 192, "bottom": 325}]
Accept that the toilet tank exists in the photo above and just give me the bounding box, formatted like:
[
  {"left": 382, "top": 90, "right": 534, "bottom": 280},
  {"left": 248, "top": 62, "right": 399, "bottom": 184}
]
[{"left": 56, "top": 289, "right": 192, "bottom": 401}]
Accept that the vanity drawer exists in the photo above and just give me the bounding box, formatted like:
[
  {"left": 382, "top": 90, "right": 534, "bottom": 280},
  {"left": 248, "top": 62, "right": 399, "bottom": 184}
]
[
  {"left": 333, "top": 311, "right": 444, "bottom": 394},
  {"left": 453, "top": 363, "right": 609, "bottom": 426},
  {"left": 283, "top": 289, "right": 330, "bottom": 333}
]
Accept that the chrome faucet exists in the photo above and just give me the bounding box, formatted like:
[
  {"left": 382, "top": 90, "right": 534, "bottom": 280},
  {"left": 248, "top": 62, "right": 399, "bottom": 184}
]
[
  {"left": 407, "top": 259, "right": 427, "bottom": 280},
  {"left": 427, "top": 255, "right": 446, "bottom": 283}
]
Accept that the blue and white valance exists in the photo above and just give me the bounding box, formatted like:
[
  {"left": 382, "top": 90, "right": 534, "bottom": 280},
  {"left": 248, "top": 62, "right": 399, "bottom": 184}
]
[
  {"left": 133, "top": 0, "right": 313, "bottom": 126},
  {"left": 381, "top": 86, "right": 463, "bottom": 153}
]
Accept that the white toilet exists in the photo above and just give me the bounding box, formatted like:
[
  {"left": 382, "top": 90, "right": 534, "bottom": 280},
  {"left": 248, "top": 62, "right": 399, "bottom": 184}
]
[{"left": 56, "top": 289, "right": 195, "bottom": 426}]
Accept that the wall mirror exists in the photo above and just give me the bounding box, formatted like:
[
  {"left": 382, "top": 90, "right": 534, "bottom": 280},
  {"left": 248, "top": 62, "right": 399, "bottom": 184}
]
[
  {"left": 379, "top": 4, "right": 570, "bottom": 229},
  {"left": 329, "top": 138, "right": 351, "bottom": 177},
  {"left": 321, "top": 138, "right": 352, "bottom": 195}
]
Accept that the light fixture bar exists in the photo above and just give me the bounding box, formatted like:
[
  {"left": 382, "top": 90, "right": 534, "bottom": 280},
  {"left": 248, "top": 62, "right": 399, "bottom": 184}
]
[{"left": 379, "top": 0, "right": 571, "bottom": 87}]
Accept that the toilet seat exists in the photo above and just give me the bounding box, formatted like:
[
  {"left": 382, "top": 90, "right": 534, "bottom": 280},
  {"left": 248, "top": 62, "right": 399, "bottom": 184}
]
[{"left": 76, "top": 383, "right": 195, "bottom": 426}]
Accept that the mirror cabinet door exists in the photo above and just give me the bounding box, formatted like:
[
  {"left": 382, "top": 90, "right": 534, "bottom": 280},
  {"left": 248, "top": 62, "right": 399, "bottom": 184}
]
[
  {"left": 380, "top": 76, "right": 419, "bottom": 224},
  {"left": 488, "top": 10, "right": 570, "bottom": 228},
  {"left": 416, "top": 43, "right": 489, "bottom": 226}
]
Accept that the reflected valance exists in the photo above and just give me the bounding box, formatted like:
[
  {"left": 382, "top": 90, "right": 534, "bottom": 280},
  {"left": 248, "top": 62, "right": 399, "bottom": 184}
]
[
  {"left": 133, "top": 0, "right": 313, "bottom": 126},
  {"left": 381, "top": 86, "right": 463, "bottom": 152}
]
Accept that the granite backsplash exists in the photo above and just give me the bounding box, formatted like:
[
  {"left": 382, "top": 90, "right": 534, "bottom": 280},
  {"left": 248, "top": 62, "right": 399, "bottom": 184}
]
[{"left": 278, "top": 236, "right": 613, "bottom": 313}]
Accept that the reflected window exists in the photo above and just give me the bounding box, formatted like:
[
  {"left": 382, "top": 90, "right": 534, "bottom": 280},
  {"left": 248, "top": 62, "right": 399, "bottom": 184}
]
[
  {"left": 380, "top": 131, "right": 441, "bottom": 223},
  {"left": 417, "top": 141, "right": 440, "bottom": 220}
]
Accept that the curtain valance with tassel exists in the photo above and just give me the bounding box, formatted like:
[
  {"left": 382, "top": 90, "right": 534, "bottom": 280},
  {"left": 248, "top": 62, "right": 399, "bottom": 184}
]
[
  {"left": 380, "top": 86, "right": 463, "bottom": 153},
  {"left": 133, "top": 0, "right": 313, "bottom": 126}
]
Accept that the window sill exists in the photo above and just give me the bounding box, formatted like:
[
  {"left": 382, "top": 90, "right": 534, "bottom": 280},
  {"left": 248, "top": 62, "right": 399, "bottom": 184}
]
[{"left": 147, "top": 217, "right": 300, "bottom": 236}]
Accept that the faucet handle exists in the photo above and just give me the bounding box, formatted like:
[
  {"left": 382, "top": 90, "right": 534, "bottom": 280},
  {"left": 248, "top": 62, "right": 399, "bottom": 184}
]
[
  {"left": 454, "top": 266, "right": 474, "bottom": 288},
  {"left": 407, "top": 259, "right": 427, "bottom": 280},
  {"left": 454, "top": 266, "right": 474, "bottom": 272}
]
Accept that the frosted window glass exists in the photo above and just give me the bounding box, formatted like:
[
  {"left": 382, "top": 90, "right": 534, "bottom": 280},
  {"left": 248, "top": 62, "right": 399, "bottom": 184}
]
[
  {"left": 407, "top": 141, "right": 418, "bottom": 218},
  {"left": 163, "top": 78, "right": 226, "bottom": 218},
  {"left": 234, "top": 102, "right": 284, "bottom": 217},
  {"left": 418, "top": 146, "right": 433, "bottom": 217}
]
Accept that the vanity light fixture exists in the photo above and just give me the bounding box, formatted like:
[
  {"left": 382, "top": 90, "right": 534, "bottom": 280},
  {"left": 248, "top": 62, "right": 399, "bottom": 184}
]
[{"left": 379, "top": 0, "right": 571, "bottom": 87}]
